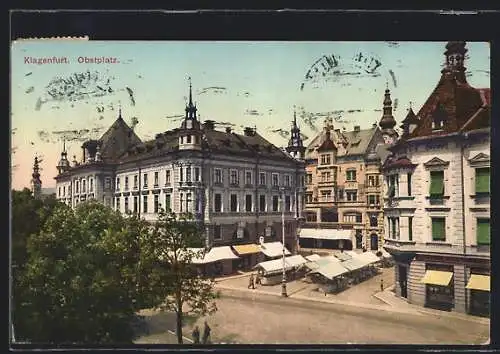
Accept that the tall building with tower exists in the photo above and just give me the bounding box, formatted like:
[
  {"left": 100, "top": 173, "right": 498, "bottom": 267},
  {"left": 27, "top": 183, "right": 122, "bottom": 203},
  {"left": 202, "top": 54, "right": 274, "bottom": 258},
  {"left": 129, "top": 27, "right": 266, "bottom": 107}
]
[
  {"left": 54, "top": 79, "right": 306, "bottom": 273},
  {"left": 382, "top": 41, "right": 490, "bottom": 316},
  {"left": 30, "top": 156, "right": 42, "bottom": 199}
]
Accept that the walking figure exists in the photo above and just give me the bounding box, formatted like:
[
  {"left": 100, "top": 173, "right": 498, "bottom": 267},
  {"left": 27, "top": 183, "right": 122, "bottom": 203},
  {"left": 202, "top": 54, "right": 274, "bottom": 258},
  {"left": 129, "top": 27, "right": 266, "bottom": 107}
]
[
  {"left": 380, "top": 278, "right": 384, "bottom": 292},
  {"left": 202, "top": 321, "right": 211, "bottom": 344},
  {"left": 248, "top": 273, "right": 255, "bottom": 289},
  {"left": 255, "top": 273, "right": 261, "bottom": 285},
  {"left": 192, "top": 325, "right": 200, "bottom": 344}
]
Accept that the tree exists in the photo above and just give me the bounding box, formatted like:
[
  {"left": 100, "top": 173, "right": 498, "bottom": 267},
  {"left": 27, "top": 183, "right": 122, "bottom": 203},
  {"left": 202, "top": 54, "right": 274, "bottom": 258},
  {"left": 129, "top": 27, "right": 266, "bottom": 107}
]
[
  {"left": 144, "top": 210, "right": 219, "bottom": 344},
  {"left": 15, "top": 200, "right": 160, "bottom": 344}
]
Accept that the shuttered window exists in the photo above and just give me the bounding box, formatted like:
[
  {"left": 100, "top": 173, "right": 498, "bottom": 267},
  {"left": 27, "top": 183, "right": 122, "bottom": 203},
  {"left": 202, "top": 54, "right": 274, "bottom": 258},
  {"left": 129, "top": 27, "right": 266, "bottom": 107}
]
[
  {"left": 475, "top": 168, "right": 490, "bottom": 194},
  {"left": 477, "top": 218, "right": 490, "bottom": 245},
  {"left": 431, "top": 217, "right": 446, "bottom": 241},
  {"left": 429, "top": 171, "right": 444, "bottom": 197}
]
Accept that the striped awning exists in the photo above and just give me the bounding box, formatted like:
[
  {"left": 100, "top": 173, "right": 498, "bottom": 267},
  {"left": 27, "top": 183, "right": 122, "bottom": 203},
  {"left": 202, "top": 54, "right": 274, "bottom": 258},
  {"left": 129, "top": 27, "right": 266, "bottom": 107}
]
[
  {"left": 420, "top": 270, "right": 453, "bottom": 286},
  {"left": 466, "top": 274, "right": 490, "bottom": 292}
]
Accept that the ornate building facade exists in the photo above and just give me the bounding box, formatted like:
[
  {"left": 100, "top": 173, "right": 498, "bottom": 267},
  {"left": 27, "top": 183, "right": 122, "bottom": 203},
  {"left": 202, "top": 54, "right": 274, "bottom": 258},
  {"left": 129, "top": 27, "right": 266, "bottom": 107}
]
[
  {"left": 299, "top": 91, "right": 395, "bottom": 253},
  {"left": 382, "top": 42, "right": 490, "bottom": 316},
  {"left": 54, "top": 81, "right": 306, "bottom": 257}
]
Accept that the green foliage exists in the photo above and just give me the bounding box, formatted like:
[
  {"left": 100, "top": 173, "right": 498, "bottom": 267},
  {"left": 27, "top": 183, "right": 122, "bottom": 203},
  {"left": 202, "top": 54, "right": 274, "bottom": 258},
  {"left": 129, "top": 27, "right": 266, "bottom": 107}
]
[
  {"left": 146, "top": 210, "right": 218, "bottom": 344},
  {"left": 14, "top": 200, "right": 159, "bottom": 344}
]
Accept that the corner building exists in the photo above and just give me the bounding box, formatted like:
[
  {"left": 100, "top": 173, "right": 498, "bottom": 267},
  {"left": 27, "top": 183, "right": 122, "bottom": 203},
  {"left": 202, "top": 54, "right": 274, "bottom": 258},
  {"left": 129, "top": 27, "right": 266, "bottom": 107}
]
[
  {"left": 382, "top": 42, "right": 490, "bottom": 316},
  {"left": 54, "top": 82, "right": 306, "bottom": 266}
]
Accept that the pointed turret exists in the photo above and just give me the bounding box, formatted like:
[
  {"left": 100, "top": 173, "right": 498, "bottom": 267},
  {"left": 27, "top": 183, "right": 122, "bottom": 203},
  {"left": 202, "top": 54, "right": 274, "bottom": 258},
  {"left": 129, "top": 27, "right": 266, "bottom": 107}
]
[
  {"left": 379, "top": 85, "right": 399, "bottom": 144},
  {"left": 442, "top": 41, "right": 467, "bottom": 83},
  {"left": 31, "top": 156, "right": 42, "bottom": 199},
  {"left": 57, "top": 138, "right": 71, "bottom": 174},
  {"left": 179, "top": 77, "right": 202, "bottom": 151},
  {"left": 286, "top": 107, "right": 306, "bottom": 160},
  {"left": 400, "top": 102, "right": 420, "bottom": 138}
]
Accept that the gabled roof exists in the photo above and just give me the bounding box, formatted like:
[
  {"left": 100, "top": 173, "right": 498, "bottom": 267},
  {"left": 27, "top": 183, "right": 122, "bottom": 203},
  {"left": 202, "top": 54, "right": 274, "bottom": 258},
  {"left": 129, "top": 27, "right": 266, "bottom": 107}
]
[
  {"left": 382, "top": 155, "right": 417, "bottom": 170},
  {"left": 99, "top": 116, "right": 142, "bottom": 162},
  {"left": 423, "top": 157, "right": 450, "bottom": 168}
]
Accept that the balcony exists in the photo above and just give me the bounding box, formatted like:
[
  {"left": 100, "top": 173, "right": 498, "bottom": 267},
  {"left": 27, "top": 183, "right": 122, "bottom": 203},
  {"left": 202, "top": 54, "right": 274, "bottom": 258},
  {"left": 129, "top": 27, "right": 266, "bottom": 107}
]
[{"left": 344, "top": 181, "right": 358, "bottom": 190}]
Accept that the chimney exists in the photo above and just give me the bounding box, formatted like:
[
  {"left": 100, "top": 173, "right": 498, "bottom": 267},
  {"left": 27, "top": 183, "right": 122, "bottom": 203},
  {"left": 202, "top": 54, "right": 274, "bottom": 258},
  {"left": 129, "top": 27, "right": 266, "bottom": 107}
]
[
  {"left": 225, "top": 127, "right": 232, "bottom": 134},
  {"left": 244, "top": 127, "right": 255, "bottom": 136},
  {"left": 354, "top": 125, "right": 360, "bottom": 132},
  {"left": 203, "top": 120, "right": 215, "bottom": 130}
]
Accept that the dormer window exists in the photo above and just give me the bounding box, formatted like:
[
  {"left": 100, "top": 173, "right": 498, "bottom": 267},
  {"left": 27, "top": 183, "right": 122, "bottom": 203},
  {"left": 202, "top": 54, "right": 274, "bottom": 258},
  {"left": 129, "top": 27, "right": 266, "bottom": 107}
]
[{"left": 432, "top": 104, "right": 447, "bottom": 131}]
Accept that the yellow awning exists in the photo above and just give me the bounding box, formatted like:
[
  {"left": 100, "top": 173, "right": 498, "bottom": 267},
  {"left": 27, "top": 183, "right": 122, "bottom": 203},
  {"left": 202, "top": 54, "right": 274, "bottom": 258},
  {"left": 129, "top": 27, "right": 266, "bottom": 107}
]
[
  {"left": 420, "top": 270, "right": 453, "bottom": 286},
  {"left": 232, "top": 244, "right": 261, "bottom": 255},
  {"left": 466, "top": 274, "right": 490, "bottom": 292}
]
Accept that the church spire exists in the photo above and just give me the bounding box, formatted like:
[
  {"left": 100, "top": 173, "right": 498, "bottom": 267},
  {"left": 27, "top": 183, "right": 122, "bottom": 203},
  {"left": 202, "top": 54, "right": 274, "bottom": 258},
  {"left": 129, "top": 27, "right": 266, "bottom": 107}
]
[
  {"left": 286, "top": 106, "right": 305, "bottom": 160},
  {"left": 31, "top": 156, "right": 42, "bottom": 199},
  {"left": 184, "top": 76, "right": 198, "bottom": 120},
  {"left": 57, "top": 138, "right": 70, "bottom": 174}
]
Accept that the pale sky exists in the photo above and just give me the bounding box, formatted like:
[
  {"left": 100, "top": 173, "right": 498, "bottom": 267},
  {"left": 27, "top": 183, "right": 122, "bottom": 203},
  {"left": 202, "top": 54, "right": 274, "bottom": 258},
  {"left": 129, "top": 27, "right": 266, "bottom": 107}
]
[{"left": 11, "top": 41, "right": 490, "bottom": 190}]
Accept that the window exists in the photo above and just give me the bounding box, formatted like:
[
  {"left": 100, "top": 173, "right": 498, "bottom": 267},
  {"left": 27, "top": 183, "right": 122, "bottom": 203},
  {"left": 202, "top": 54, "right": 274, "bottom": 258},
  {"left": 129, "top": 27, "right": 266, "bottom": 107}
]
[
  {"left": 284, "top": 174, "right": 291, "bottom": 187},
  {"left": 179, "top": 193, "right": 184, "bottom": 212},
  {"left": 133, "top": 196, "right": 138, "bottom": 213},
  {"left": 259, "top": 172, "right": 266, "bottom": 185},
  {"left": 245, "top": 194, "right": 252, "bottom": 212},
  {"left": 124, "top": 177, "right": 128, "bottom": 191},
  {"left": 306, "top": 194, "right": 313, "bottom": 203},
  {"left": 214, "top": 169, "right": 222, "bottom": 184},
  {"left": 180, "top": 167, "right": 184, "bottom": 182},
  {"left": 214, "top": 193, "right": 222, "bottom": 212},
  {"left": 477, "top": 218, "right": 490, "bottom": 245},
  {"left": 58, "top": 187, "right": 61, "bottom": 197},
  {"left": 165, "top": 194, "right": 171, "bottom": 212},
  {"left": 432, "top": 105, "right": 446, "bottom": 130},
  {"left": 337, "top": 188, "right": 344, "bottom": 200},
  {"left": 154, "top": 195, "right": 159, "bottom": 213},
  {"left": 431, "top": 217, "right": 446, "bottom": 241},
  {"left": 306, "top": 173, "right": 313, "bottom": 184},
  {"left": 272, "top": 173, "right": 279, "bottom": 186},
  {"left": 475, "top": 167, "right": 490, "bottom": 195},
  {"left": 259, "top": 195, "right": 266, "bottom": 212},
  {"left": 154, "top": 172, "right": 159, "bottom": 187},
  {"left": 387, "top": 217, "right": 400, "bottom": 239},
  {"left": 368, "top": 175, "right": 376, "bottom": 187},
  {"left": 346, "top": 191, "right": 357, "bottom": 201},
  {"left": 285, "top": 195, "right": 291, "bottom": 211},
  {"left": 245, "top": 171, "right": 252, "bottom": 185},
  {"left": 321, "top": 190, "right": 332, "bottom": 202},
  {"left": 321, "top": 172, "right": 331, "bottom": 182},
  {"left": 116, "top": 178, "right": 120, "bottom": 191},
  {"left": 82, "top": 179, "right": 86, "bottom": 193},
  {"left": 230, "top": 194, "right": 238, "bottom": 212},
  {"left": 143, "top": 195, "right": 148, "bottom": 213},
  {"left": 116, "top": 197, "right": 120, "bottom": 211},
  {"left": 320, "top": 154, "right": 331, "bottom": 165},
  {"left": 124, "top": 197, "right": 129, "bottom": 213},
  {"left": 368, "top": 195, "right": 377, "bottom": 205},
  {"left": 194, "top": 167, "right": 200, "bottom": 182},
  {"left": 408, "top": 217, "right": 413, "bottom": 241},
  {"left": 346, "top": 169, "right": 356, "bottom": 181},
  {"left": 213, "top": 225, "right": 222, "bottom": 240},
  {"left": 429, "top": 170, "right": 444, "bottom": 198},
  {"left": 230, "top": 169, "right": 238, "bottom": 185},
  {"left": 186, "top": 135, "right": 192, "bottom": 143},
  {"left": 134, "top": 175, "right": 138, "bottom": 189},
  {"left": 104, "top": 177, "right": 111, "bottom": 190},
  {"left": 387, "top": 174, "right": 399, "bottom": 198},
  {"left": 63, "top": 186, "right": 66, "bottom": 197},
  {"left": 343, "top": 213, "right": 361, "bottom": 223},
  {"left": 68, "top": 185, "right": 72, "bottom": 194},
  {"left": 186, "top": 193, "right": 192, "bottom": 213},
  {"left": 165, "top": 170, "right": 171, "bottom": 184},
  {"left": 370, "top": 214, "right": 378, "bottom": 227},
  {"left": 186, "top": 167, "right": 191, "bottom": 183},
  {"left": 407, "top": 173, "right": 412, "bottom": 196},
  {"left": 272, "top": 195, "right": 279, "bottom": 211}
]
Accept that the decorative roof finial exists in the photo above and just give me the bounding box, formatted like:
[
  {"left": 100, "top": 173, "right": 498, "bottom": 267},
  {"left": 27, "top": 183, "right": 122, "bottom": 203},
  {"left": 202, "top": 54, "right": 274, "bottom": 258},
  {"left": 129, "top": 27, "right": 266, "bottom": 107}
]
[
  {"left": 118, "top": 104, "right": 122, "bottom": 119},
  {"left": 409, "top": 101, "right": 413, "bottom": 110},
  {"left": 188, "top": 76, "right": 193, "bottom": 106}
]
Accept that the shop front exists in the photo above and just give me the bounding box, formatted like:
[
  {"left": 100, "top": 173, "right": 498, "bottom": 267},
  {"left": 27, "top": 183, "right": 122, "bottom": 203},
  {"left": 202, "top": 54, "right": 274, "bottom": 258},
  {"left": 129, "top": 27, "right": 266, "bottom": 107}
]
[
  {"left": 231, "top": 244, "right": 263, "bottom": 271},
  {"left": 420, "top": 266, "right": 454, "bottom": 312},
  {"left": 466, "top": 272, "right": 490, "bottom": 317}
]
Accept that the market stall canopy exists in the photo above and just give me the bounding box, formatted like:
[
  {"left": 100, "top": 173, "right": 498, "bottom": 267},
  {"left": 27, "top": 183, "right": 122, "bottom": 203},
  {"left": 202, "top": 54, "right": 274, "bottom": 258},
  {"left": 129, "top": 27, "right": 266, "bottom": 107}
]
[
  {"left": 284, "top": 255, "right": 309, "bottom": 268},
  {"left": 311, "top": 262, "right": 349, "bottom": 280},
  {"left": 259, "top": 242, "right": 291, "bottom": 258},
  {"left": 299, "top": 228, "right": 353, "bottom": 240},
  {"left": 420, "top": 270, "right": 454, "bottom": 286},
  {"left": 254, "top": 258, "right": 293, "bottom": 274},
  {"left": 466, "top": 274, "right": 490, "bottom": 292},
  {"left": 334, "top": 252, "right": 352, "bottom": 262},
  {"left": 356, "top": 252, "right": 381, "bottom": 264},
  {"left": 306, "top": 254, "right": 321, "bottom": 262},
  {"left": 191, "top": 246, "right": 239, "bottom": 265},
  {"left": 341, "top": 257, "right": 370, "bottom": 271},
  {"left": 232, "top": 243, "right": 261, "bottom": 255}
]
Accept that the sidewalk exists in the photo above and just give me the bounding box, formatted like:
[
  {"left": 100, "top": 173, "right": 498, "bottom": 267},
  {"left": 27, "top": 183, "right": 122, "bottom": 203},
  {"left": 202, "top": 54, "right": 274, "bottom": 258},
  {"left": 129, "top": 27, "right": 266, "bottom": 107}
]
[{"left": 373, "top": 286, "right": 490, "bottom": 325}]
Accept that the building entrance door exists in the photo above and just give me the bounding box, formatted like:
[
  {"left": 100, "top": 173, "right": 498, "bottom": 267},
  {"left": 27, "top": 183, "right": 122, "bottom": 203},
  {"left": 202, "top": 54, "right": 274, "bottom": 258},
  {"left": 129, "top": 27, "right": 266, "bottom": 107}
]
[
  {"left": 355, "top": 230, "right": 363, "bottom": 249},
  {"left": 398, "top": 265, "right": 408, "bottom": 298},
  {"left": 370, "top": 233, "right": 379, "bottom": 250}
]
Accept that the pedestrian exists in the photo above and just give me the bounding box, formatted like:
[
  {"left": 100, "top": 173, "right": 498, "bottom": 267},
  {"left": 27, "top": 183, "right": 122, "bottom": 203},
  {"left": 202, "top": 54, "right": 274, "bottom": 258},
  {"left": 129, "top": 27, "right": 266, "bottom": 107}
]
[
  {"left": 248, "top": 273, "right": 255, "bottom": 289},
  {"left": 202, "top": 321, "right": 211, "bottom": 344},
  {"left": 192, "top": 325, "right": 200, "bottom": 344},
  {"left": 255, "top": 273, "right": 261, "bottom": 286},
  {"left": 380, "top": 278, "right": 384, "bottom": 292}
]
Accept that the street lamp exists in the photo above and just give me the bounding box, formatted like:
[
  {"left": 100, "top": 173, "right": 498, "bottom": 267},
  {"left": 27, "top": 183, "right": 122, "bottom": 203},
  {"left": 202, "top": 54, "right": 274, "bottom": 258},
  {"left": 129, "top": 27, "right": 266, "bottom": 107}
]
[{"left": 281, "top": 187, "right": 288, "bottom": 297}]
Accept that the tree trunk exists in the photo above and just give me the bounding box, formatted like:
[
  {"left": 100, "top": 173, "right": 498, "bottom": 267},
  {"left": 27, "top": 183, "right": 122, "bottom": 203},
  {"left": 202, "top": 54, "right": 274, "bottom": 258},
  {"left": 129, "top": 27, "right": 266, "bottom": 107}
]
[{"left": 176, "top": 296, "right": 183, "bottom": 344}]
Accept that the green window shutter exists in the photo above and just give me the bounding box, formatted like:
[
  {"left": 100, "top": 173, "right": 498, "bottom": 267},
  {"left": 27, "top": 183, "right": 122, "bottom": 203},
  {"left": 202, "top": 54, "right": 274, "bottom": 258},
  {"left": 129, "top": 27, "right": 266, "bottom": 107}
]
[
  {"left": 475, "top": 168, "right": 490, "bottom": 194},
  {"left": 430, "top": 171, "right": 444, "bottom": 196},
  {"left": 477, "top": 219, "right": 490, "bottom": 245},
  {"left": 432, "top": 218, "right": 445, "bottom": 241}
]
